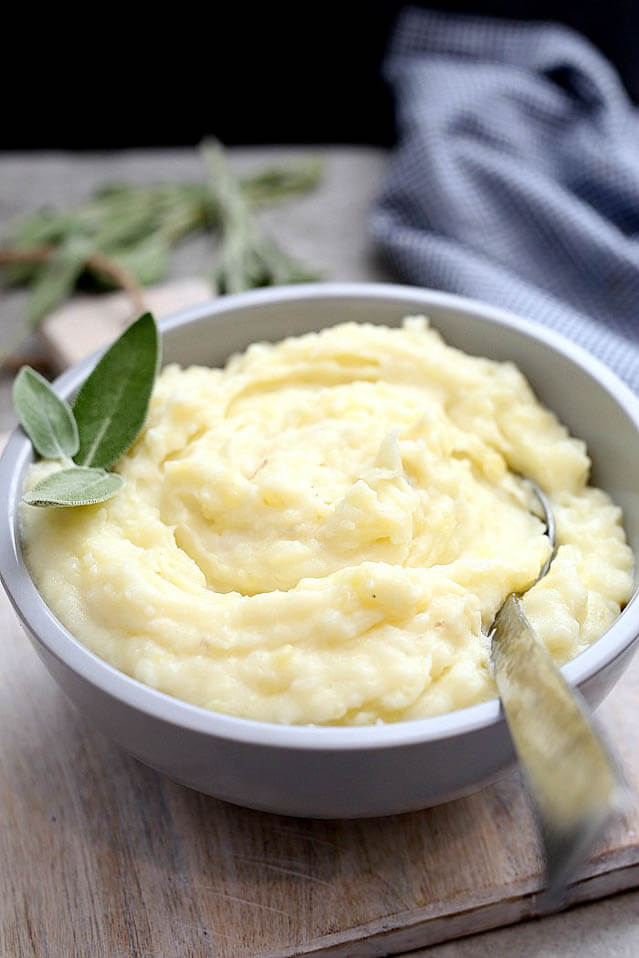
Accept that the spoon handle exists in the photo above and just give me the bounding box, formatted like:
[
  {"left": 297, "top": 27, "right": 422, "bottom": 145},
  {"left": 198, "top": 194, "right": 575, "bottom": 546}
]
[{"left": 491, "top": 594, "right": 625, "bottom": 900}]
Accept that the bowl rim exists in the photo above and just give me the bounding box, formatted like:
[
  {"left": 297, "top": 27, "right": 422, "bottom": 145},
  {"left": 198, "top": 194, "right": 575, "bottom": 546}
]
[{"left": 1, "top": 281, "right": 638, "bottom": 751}]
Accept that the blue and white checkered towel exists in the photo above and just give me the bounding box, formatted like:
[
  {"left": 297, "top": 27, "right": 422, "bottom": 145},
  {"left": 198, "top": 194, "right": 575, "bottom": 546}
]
[{"left": 372, "top": 7, "right": 639, "bottom": 391}]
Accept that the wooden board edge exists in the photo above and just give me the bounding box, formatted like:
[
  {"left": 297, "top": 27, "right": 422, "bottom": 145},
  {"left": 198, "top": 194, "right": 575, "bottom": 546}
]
[{"left": 269, "top": 862, "right": 639, "bottom": 958}]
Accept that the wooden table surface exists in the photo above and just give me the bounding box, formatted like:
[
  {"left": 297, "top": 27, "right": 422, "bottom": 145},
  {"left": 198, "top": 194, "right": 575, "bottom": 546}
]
[{"left": 1, "top": 149, "right": 638, "bottom": 958}]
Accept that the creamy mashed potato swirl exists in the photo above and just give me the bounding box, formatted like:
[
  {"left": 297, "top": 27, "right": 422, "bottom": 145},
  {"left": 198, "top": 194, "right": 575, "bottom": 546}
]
[{"left": 23, "top": 319, "right": 634, "bottom": 725}]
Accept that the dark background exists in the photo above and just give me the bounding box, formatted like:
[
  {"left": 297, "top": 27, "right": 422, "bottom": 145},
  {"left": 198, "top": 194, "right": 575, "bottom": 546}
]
[{"left": 4, "top": 1, "right": 638, "bottom": 150}]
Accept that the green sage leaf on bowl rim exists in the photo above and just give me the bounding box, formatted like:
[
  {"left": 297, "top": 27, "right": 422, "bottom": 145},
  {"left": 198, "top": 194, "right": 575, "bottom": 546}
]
[
  {"left": 73, "top": 311, "right": 160, "bottom": 470},
  {"left": 13, "top": 366, "right": 79, "bottom": 460},
  {"left": 23, "top": 467, "right": 124, "bottom": 508}
]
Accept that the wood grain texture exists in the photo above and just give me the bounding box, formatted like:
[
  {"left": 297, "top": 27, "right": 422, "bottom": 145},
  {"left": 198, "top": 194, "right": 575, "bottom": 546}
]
[{"left": 1, "top": 578, "right": 638, "bottom": 958}]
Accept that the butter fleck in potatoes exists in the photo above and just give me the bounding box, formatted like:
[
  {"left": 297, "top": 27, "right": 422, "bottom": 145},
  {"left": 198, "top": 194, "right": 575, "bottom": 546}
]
[{"left": 22, "top": 319, "right": 634, "bottom": 725}]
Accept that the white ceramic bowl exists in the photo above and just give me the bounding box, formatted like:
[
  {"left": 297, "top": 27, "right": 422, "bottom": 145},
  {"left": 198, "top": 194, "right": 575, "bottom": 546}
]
[{"left": 1, "top": 284, "right": 638, "bottom": 818}]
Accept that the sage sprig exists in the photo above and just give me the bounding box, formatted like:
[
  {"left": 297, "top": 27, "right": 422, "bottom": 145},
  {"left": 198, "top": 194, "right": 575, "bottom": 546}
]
[
  {"left": 0, "top": 142, "right": 323, "bottom": 336},
  {"left": 14, "top": 312, "right": 159, "bottom": 508}
]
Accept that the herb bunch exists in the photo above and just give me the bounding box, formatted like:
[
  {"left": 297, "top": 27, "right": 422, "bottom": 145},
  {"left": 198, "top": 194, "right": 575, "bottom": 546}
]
[{"left": 0, "top": 141, "right": 323, "bottom": 332}]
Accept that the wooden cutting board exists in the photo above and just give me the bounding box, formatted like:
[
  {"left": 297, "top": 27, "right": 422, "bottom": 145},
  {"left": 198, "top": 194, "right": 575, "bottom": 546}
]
[{"left": 2, "top": 292, "right": 637, "bottom": 956}]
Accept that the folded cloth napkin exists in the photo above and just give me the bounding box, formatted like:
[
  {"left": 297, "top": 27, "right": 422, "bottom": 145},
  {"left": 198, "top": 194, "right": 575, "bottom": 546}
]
[{"left": 372, "top": 7, "right": 639, "bottom": 391}]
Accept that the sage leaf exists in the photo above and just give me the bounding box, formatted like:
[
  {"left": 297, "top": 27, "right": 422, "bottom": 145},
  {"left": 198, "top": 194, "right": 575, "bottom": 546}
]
[
  {"left": 26, "top": 236, "right": 93, "bottom": 327},
  {"left": 23, "top": 467, "right": 123, "bottom": 508},
  {"left": 240, "top": 159, "right": 323, "bottom": 206},
  {"left": 107, "top": 237, "right": 170, "bottom": 286},
  {"left": 73, "top": 312, "right": 160, "bottom": 470},
  {"left": 201, "top": 140, "right": 320, "bottom": 294},
  {"left": 13, "top": 366, "right": 79, "bottom": 460}
]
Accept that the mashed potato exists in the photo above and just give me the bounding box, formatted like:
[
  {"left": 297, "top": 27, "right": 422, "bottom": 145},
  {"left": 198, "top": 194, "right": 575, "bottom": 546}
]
[{"left": 22, "top": 319, "right": 634, "bottom": 725}]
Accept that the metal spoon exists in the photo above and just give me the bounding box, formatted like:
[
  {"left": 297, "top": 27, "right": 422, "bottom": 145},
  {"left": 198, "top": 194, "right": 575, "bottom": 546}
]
[{"left": 490, "top": 479, "right": 626, "bottom": 902}]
